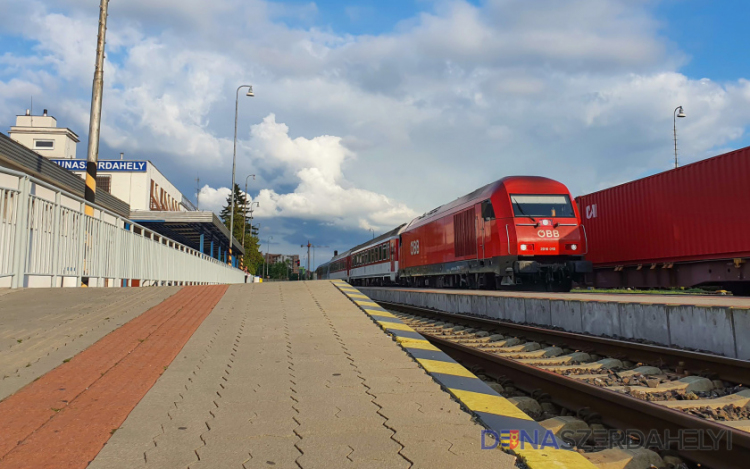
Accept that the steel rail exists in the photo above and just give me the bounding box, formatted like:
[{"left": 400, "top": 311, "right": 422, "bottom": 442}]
[
  {"left": 377, "top": 301, "right": 750, "bottom": 386},
  {"left": 424, "top": 332, "right": 749, "bottom": 469}
]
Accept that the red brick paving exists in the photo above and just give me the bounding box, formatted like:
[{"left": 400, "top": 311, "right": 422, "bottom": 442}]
[{"left": 0, "top": 285, "right": 228, "bottom": 469}]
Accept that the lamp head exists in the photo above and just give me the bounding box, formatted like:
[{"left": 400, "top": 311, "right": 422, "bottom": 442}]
[
  {"left": 246, "top": 86, "right": 255, "bottom": 97},
  {"left": 677, "top": 106, "right": 686, "bottom": 118}
]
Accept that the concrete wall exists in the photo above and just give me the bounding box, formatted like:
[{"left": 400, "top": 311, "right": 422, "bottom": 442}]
[{"left": 359, "top": 288, "right": 750, "bottom": 360}]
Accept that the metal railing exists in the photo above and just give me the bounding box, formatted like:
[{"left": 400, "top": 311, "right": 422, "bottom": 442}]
[{"left": 0, "top": 165, "right": 245, "bottom": 288}]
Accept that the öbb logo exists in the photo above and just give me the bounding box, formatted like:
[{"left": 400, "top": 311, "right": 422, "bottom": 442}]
[
  {"left": 586, "top": 204, "right": 597, "bottom": 219},
  {"left": 410, "top": 240, "right": 420, "bottom": 255},
  {"left": 537, "top": 230, "right": 560, "bottom": 238}
]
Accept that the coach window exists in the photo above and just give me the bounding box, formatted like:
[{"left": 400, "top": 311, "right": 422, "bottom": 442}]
[{"left": 481, "top": 199, "right": 496, "bottom": 220}]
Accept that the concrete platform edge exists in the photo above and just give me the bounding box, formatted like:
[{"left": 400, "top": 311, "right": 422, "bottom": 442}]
[
  {"left": 359, "top": 287, "right": 750, "bottom": 359},
  {"left": 332, "top": 280, "right": 595, "bottom": 469}
]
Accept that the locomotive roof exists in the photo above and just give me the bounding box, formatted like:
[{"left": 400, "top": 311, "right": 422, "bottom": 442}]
[
  {"left": 350, "top": 224, "right": 406, "bottom": 254},
  {"left": 405, "top": 176, "right": 564, "bottom": 230}
]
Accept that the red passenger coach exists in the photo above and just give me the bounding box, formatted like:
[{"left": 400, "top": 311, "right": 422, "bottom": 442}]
[{"left": 399, "top": 176, "right": 591, "bottom": 291}]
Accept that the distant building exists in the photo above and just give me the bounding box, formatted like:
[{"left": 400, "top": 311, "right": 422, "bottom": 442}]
[
  {"left": 9, "top": 110, "right": 79, "bottom": 160},
  {"left": 265, "top": 254, "right": 300, "bottom": 274}
]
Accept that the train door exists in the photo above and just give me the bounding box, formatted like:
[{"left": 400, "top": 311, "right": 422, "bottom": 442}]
[{"left": 390, "top": 239, "right": 396, "bottom": 273}]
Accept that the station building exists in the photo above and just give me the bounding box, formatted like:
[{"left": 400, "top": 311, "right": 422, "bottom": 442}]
[{"left": 4, "top": 110, "right": 244, "bottom": 270}]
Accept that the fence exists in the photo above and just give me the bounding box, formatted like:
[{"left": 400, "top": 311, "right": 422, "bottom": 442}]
[{"left": 0, "top": 165, "right": 245, "bottom": 288}]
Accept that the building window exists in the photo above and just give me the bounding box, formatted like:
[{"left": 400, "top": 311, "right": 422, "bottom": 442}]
[
  {"left": 34, "top": 140, "right": 54, "bottom": 149},
  {"left": 96, "top": 175, "right": 111, "bottom": 193}
]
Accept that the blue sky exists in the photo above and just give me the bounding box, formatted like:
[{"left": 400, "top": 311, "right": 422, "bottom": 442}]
[
  {"left": 656, "top": 0, "right": 750, "bottom": 82},
  {"left": 1, "top": 0, "right": 749, "bottom": 266}
]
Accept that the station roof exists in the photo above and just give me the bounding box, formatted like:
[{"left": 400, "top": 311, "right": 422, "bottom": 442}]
[{"left": 129, "top": 210, "right": 245, "bottom": 256}]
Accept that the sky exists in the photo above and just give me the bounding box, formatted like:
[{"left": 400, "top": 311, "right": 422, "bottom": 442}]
[{"left": 1, "top": 0, "right": 750, "bottom": 268}]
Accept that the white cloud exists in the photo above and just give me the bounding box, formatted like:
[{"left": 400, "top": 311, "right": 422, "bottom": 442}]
[
  {"left": 201, "top": 114, "right": 418, "bottom": 230},
  {"left": 1, "top": 0, "right": 750, "bottom": 235},
  {"left": 196, "top": 185, "right": 231, "bottom": 214}
]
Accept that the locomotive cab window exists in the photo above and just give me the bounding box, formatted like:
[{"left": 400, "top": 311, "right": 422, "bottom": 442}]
[
  {"left": 481, "top": 199, "right": 495, "bottom": 220},
  {"left": 510, "top": 194, "right": 574, "bottom": 218}
]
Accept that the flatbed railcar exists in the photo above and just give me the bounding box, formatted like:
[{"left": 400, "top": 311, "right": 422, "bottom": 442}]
[{"left": 320, "top": 176, "right": 591, "bottom": 292}]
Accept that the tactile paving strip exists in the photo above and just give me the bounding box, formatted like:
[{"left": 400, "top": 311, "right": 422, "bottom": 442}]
[{"left": 332, "top": 280, "right": 597, "bottom": 469}]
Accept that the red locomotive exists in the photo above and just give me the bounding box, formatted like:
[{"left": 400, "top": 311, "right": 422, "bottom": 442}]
[{"left": 319, "top": 176, "right": 591, "bottom": 292}]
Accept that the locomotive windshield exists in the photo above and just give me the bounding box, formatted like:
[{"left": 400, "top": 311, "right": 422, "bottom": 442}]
[{"left": 510, "top": 194, "right": 575, "bottom": 218}]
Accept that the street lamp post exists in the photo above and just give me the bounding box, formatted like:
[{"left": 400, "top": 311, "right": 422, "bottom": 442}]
[
  {"left": 243, "top": 201, "right": 259, "bottom": 247},
  {"left": 369, "top": 228, "right": 375, "bottom": 239},
  {"left": 673, "top": 106, "right": 686, "bottom": 169},
  {"left": 229, "top": 85, "right": 254, "bottom": 265}
]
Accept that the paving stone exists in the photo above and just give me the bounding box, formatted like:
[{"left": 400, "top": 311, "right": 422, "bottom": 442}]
[{"left": 88, "top": 282, "right": 514, "bottom": 469}]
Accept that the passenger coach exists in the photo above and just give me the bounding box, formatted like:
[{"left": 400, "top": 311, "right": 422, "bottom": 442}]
[{"left": 348, "top": 225, "right": 404, "bottom": 286}]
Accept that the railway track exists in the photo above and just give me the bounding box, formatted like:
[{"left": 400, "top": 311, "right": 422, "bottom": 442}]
[{"left": 378, "top": 300, "right": 750, "bottom": 469}]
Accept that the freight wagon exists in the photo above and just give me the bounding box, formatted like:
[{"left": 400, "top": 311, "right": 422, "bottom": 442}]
[{"left": 576, "top": 146, "right": 750, "bottom": 296}]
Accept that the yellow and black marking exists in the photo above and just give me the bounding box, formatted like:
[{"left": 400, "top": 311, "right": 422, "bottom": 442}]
[
  {"left": 81, "top": 161, "right": 97, "bottom": 287},
  {"left": 331, "top": 280, "right": 596, "bottom": 469},
  {"left": 84, "top": 161, "right": 97, "bottom": 217}
]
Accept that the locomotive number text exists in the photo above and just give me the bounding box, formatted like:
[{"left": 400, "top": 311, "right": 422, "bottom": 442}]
[
  {"left": 410, "top": 240, "right": 420, "bottom": 255},
  {"left": 537, "top": 230, "right": 560, "bottom": 238}
]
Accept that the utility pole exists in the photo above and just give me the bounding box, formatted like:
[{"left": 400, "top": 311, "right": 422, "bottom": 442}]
[
  {"left": 196, "top": 176, "right": 200, "bottom": 209},
  {"left": 82, "top": 0, "right": 110, "bottom": 287},
  {"left": 300, "top": 241, "right": 329, "bottom": 280}
]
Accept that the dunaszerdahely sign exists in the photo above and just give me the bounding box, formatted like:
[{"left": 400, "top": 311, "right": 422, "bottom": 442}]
[{"left": 51, "top": 159, "right": 147, "bottom": 172}]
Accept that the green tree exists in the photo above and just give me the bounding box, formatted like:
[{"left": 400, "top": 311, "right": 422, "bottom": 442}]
[{"left": 219, "top": 184, "right": 263, "bottom": 273}]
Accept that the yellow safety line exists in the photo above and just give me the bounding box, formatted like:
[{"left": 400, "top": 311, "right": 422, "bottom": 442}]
[
  {"left": 376, "top": 321, "right": 414, "bottom": 332},
  {"left": 347, "top": 293, "right": 370, "bottom": 299},
  {"left": 355, "top": 300, "right": 380, "bottom": 308},
  {"left": 332, "top": 280, "right": 596, "bottom": 469},
  {"left": 396, "top": 338, "right": 441, "bottom": 351},
  {"left": 448, "top": 389, "right": 534, "bottom": 421},
  {"left": 516, "top": 447, "right": 598, "bottom": 468},
  {"left": 416, "top": 359, "right": 476, "bottom": 378},
  {"left": 363, "top": 308, "right": 397, "bottom": 318}
]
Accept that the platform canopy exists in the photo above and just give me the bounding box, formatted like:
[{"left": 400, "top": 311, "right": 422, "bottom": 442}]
[{"left": 130, "top": 210, "right": 244, "bottom": 260}]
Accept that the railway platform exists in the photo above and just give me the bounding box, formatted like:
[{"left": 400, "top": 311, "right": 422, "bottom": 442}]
[{"left": 0, "top": 281, "right": 531, "bottom": 469}]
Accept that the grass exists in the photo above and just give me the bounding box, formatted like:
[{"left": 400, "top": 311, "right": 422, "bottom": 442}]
[{"left": 572, "top": 287, "right": 717, "bottom": 295}]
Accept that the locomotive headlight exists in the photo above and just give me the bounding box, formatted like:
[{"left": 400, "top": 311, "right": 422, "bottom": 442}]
[
  {"left": 520, "top": 244, "right": 528, "bottom": 251},
  {"left": 566, "top": 244, "right": 578, "bottom": 251}
]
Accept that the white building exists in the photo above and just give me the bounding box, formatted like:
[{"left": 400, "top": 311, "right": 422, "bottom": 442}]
[
  {"left": 9, "top": 110, "right": 79, "bottom": 160},
  {"left": 51, "top": 158, "right": 196, "bottom": 213}
]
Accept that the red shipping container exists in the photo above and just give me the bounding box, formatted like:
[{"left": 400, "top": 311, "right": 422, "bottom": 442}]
[{"left": 576, "top": 146, "right": 750, "bottom": 294}]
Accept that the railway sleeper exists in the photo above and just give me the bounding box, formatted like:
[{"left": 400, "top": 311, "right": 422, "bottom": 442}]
[
  {"left": 609, "top": 376, "right": 715, "bottom": 395},
  {"left": 656, "top": 389, "right": 750, "bottom": 410},
  {"left": 520, "top": 352, "right": 593, "bottom": 366}
]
